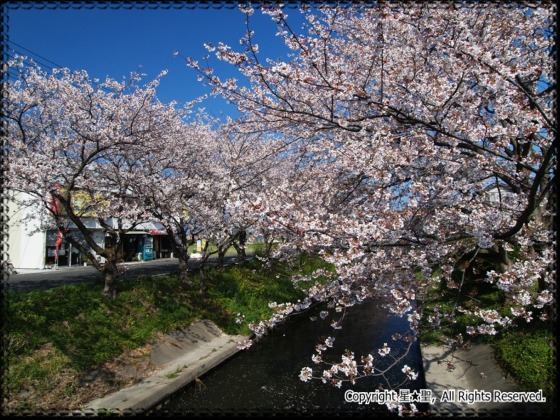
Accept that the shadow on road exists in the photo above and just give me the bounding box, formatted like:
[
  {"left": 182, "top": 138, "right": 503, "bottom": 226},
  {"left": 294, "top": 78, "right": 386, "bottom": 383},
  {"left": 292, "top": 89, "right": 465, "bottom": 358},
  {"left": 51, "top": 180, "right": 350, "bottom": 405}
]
[{"left": 4, "top": 256, "right": 245, "bottom": 293}]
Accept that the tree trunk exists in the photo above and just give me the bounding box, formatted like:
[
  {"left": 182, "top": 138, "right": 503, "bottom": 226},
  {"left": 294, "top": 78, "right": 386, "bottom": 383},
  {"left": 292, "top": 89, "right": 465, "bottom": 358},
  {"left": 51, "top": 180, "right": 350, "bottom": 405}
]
[
  {"left": 262, "top": 232, "right": 275, "bottom": 259},
  {"left": 102, "top": 259, "right": 118, "bottom": 299},
  {"left": 199, "top": 266, "right": 208, "bottom": 297},
  {"left": 198, "top": 254, "right": 209, "bottom": 297},
  {"left": 233, "top": 230, "right": 247, "bottom": 267},
  {"left": 494, "top": 244, "right": 513, "bottom": 273},
  {"left": 483, "top": 244, "right": 513, "bottom": 274},
  {"left": 217, "top": 248, "right": 227, "bottom": 268},
  {"left": 196, "top": 240, "right": 213, "bottom": 297},
  {"left": 176, "top": 249, "right": 192, "bottom": 287},
  {"left": 233, "top": 243, "right": 246, "bottom": 266}
]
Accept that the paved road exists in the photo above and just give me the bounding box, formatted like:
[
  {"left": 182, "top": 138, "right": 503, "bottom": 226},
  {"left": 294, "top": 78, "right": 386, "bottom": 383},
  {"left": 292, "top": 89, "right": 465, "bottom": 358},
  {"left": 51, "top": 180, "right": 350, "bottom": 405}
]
[{"left": 3, "top": 256, "right": 241, "bottom": 293}]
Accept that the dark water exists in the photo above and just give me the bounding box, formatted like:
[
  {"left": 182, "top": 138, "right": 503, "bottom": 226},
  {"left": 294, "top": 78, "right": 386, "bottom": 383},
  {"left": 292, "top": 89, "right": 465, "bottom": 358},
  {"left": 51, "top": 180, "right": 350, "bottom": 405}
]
[{"left": 158, "top": 298, "right": 426, "bottom": 416}]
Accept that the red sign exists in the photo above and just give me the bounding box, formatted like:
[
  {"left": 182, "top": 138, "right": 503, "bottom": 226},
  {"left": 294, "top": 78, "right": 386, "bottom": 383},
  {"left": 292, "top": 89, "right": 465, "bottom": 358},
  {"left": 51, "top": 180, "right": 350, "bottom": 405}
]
[
  {"left": 54, "top": 229, "right": 63, "bottom": 264},
  {"left": 49, "top": 184, "right": 61, "bottom": 215}
]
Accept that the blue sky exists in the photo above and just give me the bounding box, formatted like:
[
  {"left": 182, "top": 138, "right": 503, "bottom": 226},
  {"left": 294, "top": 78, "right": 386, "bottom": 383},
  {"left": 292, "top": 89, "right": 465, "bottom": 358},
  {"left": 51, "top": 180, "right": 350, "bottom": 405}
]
[{"left": 5, "top": 3, "right": 308, "bottom": 120}]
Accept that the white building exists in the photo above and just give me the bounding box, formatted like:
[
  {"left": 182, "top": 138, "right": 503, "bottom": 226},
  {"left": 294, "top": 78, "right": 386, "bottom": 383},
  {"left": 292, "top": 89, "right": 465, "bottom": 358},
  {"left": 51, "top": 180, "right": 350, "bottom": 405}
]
[
  {"left": 6, "top": 192, "right": 48, "bottom": 269},
  {"left": 6, "top": 191, "right": 107, "bottom": 269},
  {"left": 6, "top": 192, "right": 173, "bottom": 269}
]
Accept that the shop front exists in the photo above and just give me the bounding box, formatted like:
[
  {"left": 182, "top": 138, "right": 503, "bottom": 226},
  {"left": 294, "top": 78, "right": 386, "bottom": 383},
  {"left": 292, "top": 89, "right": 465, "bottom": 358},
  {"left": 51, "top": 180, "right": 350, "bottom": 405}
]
[
  {"left": 122, "top": 232, "right": 154, "bottom": 262},
  {"left": 45, "top": 228, "right": 103, "bottom": 267},
  {"left": 149, "top": 228, "right": 173, "bottom": 259},
  {"left": 130, "top": 222, "right": 173, "bottom": 260}
]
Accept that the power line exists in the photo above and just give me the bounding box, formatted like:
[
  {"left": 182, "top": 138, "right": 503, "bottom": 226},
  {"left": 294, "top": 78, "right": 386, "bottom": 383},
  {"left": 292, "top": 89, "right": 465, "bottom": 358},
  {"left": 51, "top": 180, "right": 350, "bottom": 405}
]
[
  {"left": 4, "top": 40, "right": 164, "bottom": 97},
  {"left": 5, "top": 49, "right": 56, "bottom": 73},
  {"left": 4, "top": 41, "right": 115, "bottom": 94},
  {"left": 7, "top": 40, "right": 64, "bottom": 69},
  {"left": 3, "top": 49, "right": 58, "bottom": 83}
]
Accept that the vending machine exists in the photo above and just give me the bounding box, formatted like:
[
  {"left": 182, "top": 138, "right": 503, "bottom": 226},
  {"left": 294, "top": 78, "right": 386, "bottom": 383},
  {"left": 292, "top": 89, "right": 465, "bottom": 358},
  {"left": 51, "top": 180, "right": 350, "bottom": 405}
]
[{"left": 143, "top": 235, "right": 154, "bottom": 261}]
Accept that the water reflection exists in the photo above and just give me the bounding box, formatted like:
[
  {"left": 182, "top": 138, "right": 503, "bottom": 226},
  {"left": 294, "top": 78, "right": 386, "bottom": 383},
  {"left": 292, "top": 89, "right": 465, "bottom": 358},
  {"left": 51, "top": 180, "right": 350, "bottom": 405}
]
[{"left": 160, "top": 298, "right": 426, "bottom": 415}]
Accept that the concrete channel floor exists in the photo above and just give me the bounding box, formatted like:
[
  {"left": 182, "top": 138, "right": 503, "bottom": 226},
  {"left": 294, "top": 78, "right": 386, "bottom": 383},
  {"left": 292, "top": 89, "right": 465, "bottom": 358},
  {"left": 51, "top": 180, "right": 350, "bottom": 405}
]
[
  {"left": 84, "top": 320, "right": 248, "bottom": 415},
  {"left": 421, "top": 343, "right": 553, "bottom": 416}
]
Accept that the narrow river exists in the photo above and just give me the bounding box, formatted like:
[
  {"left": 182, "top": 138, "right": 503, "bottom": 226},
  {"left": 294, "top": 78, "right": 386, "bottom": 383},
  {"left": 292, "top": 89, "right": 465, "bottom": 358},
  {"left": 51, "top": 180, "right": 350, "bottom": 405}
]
[{"left": 157, "top": 298, "right": 426, "bottom": 415}]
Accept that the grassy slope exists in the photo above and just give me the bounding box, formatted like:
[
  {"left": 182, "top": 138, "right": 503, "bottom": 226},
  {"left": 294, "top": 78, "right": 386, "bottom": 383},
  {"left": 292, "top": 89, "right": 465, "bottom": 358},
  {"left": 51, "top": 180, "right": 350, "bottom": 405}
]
[{"left": 2, "top": 254, "right": 329, "bottom": 412}]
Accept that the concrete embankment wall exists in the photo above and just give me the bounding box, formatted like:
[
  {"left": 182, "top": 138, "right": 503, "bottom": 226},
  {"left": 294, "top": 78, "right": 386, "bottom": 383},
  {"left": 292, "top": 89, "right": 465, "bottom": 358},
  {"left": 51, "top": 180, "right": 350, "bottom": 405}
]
[{"left": 84, "top": 320, "right": 248, "bottom": 414}]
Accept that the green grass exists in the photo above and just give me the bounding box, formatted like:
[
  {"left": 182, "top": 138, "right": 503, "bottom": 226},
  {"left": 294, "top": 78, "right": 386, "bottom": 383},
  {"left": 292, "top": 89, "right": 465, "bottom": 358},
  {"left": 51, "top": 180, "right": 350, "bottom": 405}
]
[
  {"left": 2, "top": 253, "right": 332, "bottom": 410},
  {"left": 4, "top": 276, "right": 196, "bottom": 369},
  {"left": 163, "top": 365, "right": 188, "bottom": 380},
  {"left": 419, "top": 274, "right": 508, "bottom": 344},
  {"left": 189, "top": 253, "right": 333, "bottom": 336},
  {"left": 493, "top": 325, "right": 556, "bottom": 399}
]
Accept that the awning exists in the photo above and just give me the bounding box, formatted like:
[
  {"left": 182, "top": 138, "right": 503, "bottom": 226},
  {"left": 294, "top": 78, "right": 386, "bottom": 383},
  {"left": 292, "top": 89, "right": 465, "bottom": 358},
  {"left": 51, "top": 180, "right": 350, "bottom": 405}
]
[{"left": 125, "top": 231, "right": 149, "bottom": 235}]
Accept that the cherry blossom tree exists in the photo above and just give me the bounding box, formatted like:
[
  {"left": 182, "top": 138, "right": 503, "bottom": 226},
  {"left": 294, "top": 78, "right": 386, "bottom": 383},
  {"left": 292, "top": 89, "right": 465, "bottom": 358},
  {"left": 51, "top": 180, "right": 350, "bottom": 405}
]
[
  {"left": 131, "top": 114, "right": 218, "bottom": 288},
  {"left": 184, "top": 122, "right": 287, "bottom": 293},
  {"left": 3, "top": 56, "right": 185, "bottom": 298},
  {"left": 188, "top": 2, "right": 556, "bottom": 405},
  {"left": 152, "top": 128, "right": 237, "bottom": 296},
  {"left": 134, "top": 115, "right": 274, "bottom": 294},
  {"left": 211, "top": 121, "right": 289, "bottom": 265}
]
